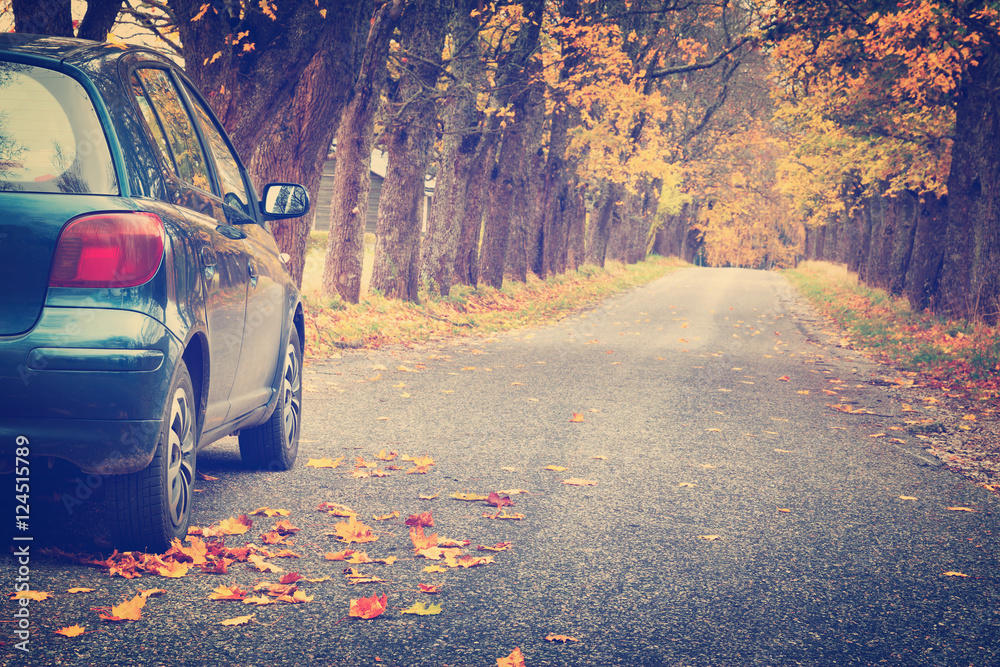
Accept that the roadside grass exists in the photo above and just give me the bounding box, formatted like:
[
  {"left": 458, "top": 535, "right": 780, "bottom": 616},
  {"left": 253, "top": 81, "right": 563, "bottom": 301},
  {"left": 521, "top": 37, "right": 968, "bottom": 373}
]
[
  {"left": 786, "top": 261, "right": 1000, "bottom": 399},
  {"left": 299, "top": 235, "right": 685, "bottom": 356}
]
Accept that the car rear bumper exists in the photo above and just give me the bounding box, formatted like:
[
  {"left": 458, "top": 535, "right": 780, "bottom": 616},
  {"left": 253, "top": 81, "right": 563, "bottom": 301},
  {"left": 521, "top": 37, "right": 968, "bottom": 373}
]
[{"left": 0, "top": 306, "right": 182, "bottom": 473}]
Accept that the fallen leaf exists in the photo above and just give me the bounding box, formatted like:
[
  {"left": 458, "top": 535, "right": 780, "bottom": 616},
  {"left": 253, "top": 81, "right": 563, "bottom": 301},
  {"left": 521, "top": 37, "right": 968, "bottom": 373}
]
[
  {"left": 562, "top": 478, "right": 597, "bottom": 486},
  {"left": 777, "top": 376, "right": 790, "bottom": 381},
  {"left": 678, "top": 482, "right": 698, "bottom": 488},
  {"left": 484, "top": 510, "right": 526, "bottom": 520},
  {"left": 335, "top": 515, "right": 379, "bottom": 543},
  {"left": 410, "top": 526, "right": 439, "bottom": 550},
  {"left": 418, "top": 583, "right": 440, "bottom": 594},
  {"left": 543, "top": 465, "right": 568, "bottom": 472},
  {"left": 418, "top": 492, "right": 440, "bottom": 500},
  {"left": 545, "top": 634, "right": 579, "bottom": 643},
  {"left": 251, "top": 507, "right": 291, "bottom": 517},
  {"left": 487, "top": 492, "right": 514, "bottom": 508},
  {"left": 209, "top": 585, "right": 248, "bottom": 601},
  {"left": 943, "top": 571, "right": 969, "bottom": 577},
  {"left": 67, "top": 587, "right": 94, "bottom": 594},
  {"left": 422, "top": 565, "right": 447, "bottom": 573},
  {"left": 498, "top": 647, "right": 526, "bottom": 667},
  {"left": 451, "top": 491, "right": 489, "bottom": 501},
  {"left": 306, "top": 456, "right": 345, "bottom": 469},
  {"left": 898, "top": 495, "right": 918, "bottom": 501},
  {"left": 10, "top": 591, "right": 52, "bottom": 601},
  {"left": 405, "top": 512, "right": 434, "bottom": 528},
  {"left": 247, "top": 554, "right": 284, "bottom": 573},
  {"left": 54, "top": 624, "right": 86, "bottom": 637},
  {"left": 698, "top": 535, "right": 722, "bottom": 541},
  {"left": 196, "top": 471, "right": 219, "bottom": 481},
  {"left": 401, "top": 601, "right": 443, "bottom": 615},
  {"left": 569, "top": 413, "right": 585, "bottom": 422},
  {"left": 478, "top": 542, "right": 513, "bottom": 552},
  {"left": 98, "top": 593, "right": 147, "bottom": 622},
  {"left": 374, "top": 511, "right": 400, "bottom": 521},
  {"left": 220, "top": 614, "right": 254, "bottom": 626},
  {"left": 243, "top": 595, "right": 277, "bottom": 606},
  {"left": 947, "top": 507, "right": 977, "bottom": 512},
  {"left": 317, "top": 501, "right": 355, "bottom": 517},
  {"left": 777, "top": 508, "right": 791, "bottom": 513},
  {"left": 349, "top": 593, "right": 388, "bottom": 619},
  {"left": 374, "top": 449, "right": 398, "bottom": 461}
]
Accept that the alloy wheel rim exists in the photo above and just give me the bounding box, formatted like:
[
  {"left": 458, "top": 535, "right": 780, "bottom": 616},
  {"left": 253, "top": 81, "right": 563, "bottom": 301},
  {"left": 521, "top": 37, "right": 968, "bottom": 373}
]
[
  {"left": 165, "top": 385, "right": 195, "bottom": 530},
  {"left": 281, "top": 342, "right": 301, "bottom": 449}
]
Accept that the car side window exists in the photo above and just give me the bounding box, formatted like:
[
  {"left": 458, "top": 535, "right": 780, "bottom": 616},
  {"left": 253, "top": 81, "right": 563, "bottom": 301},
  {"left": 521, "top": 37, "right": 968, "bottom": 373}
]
[
  {"left": 183, "top": 82, "right": 255, "bottom": 222},
  {"left": 132, "top": 68, "right": 212, "bottom": 193}
]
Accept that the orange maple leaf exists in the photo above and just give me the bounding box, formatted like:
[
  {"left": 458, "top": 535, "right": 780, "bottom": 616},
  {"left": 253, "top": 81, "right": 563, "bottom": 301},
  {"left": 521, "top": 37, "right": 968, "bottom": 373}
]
[
  {"left": 209, "top": 585, "right": 248, "bottom": 600},
  {"left": 54, "top": 625, "right": 86, "bottom": 637},
  {"left": 203, "top": 514, "right": 252, "bottom": 537},
  {"left": 10, "top": 590, "right": 52, "bottom": 601},
  {"left": 324, "top": 549, "right": 356, "bottom": 561},
  {"left": 166, "top": 536, "right": 209, "bottom": 565},
  {"left": 410, "top": 526, "right": 439, "bottom": 550},
  {"left": 279, "top": 572, "right": 305, "bottom": 584},
  {"left": 99, "top": 593, "right": 147, "bottom": 622},
  {"left": 349, "top": 592, "right": 388, "bottom": 619},
  {"left": 545, "top": 633, "right": 579, "bottom": 643},
  {"left": 569, "top": 413, "right": 585, "bottom": 422},
  {"left": 144, "top": 556, "right": 190, "bottom": 578},
  {"left": 273, "top": 519, "right": 300, "bottom": 535},
  {"left": 335, "top": 515, "right": 378, "bottom": 544},
  {"left": 418, "top": 583, "right": 440, "bottom": 594},
  {"left": 497, "top": 647, "right": 526, "bottom": 667}
]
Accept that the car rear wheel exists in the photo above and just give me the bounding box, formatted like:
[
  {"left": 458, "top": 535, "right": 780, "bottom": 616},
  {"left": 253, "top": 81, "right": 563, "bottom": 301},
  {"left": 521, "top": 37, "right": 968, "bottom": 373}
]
[
  {"left": 239, "top": 332, "right": 301, "bottom": 470},
  {"left": 107, "top": 362, "right": 197, "bottom": 551}
]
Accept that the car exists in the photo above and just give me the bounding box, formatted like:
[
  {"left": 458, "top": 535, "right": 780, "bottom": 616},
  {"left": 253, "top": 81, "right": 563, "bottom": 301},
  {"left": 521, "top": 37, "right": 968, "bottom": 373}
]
[{"left": 0, "top": 33, "right": 309, "bottom": 552}]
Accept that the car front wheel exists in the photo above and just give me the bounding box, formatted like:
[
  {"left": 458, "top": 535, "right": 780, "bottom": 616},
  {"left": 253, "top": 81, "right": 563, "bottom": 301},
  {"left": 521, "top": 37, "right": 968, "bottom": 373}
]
[
  {"left": 107, "top": 362, "right": 197, "bottom": 551},
  {"left": 239, "top": 332, "right": 301, "bottom": 471}
]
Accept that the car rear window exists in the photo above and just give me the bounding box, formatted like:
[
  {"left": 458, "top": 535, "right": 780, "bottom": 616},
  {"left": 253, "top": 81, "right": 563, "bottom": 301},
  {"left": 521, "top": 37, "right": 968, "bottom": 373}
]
[{"left": 0, "top": 61, "right": 118, "bottom": 194}]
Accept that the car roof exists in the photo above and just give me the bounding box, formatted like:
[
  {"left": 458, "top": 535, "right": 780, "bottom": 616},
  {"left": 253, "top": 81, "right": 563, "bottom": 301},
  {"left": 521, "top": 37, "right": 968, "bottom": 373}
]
[{"left": 0, "top": 33, "right": 172, "bottom": 69}]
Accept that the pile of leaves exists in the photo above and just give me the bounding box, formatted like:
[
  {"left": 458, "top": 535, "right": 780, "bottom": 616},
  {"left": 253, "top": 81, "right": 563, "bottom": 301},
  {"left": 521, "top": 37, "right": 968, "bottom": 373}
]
[
  {"left": 302, "top": 256, "right": 685, "bottom": 355},
  {"left": 787, "top": 261, "right": 1000, "bottom": 400}
]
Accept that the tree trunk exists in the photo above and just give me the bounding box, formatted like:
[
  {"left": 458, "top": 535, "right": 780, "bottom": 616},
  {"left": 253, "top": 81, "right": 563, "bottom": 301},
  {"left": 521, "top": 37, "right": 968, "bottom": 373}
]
[
  {"left": 12, "top": 0, "right": 123, "bottom": 41},
  {"left": 370, "top": 0, "right": 449, "bottom": 301},
  {"left": 903, "top": 193, "right": 946, "bottom": 310},
  {"left": 421, "top": 0, "right": 486, "bottom": 296},
  {"left": 587, "top": 182, "right": 621, "bottom": 267},
  {"left": 503, "top": 82, "right": 547, "bottom": 283},
  {"left": 321, "top": 0, "right": 405, "bottom": 302},
  {"left": 937, "top": 47, "right": 1000, "bottom": 321},
  {"left": 249, "top": 16, "right": 362, "bottom": 286},
  {"left": 453, "top": 140, "right": 496, "bottom": 286}
]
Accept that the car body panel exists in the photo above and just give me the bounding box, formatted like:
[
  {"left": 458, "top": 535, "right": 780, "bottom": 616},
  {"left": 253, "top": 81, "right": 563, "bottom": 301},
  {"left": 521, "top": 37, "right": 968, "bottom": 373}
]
[{"left": 0, "top": 34, "right": 306, "bottom": 481}]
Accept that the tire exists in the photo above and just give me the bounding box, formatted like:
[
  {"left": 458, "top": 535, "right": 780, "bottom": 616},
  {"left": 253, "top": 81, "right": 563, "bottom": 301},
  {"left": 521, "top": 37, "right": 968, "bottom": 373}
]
[
  {"left": 107, "top": 362, "right": 197, "bottom": 552},
  {"left": 239, "top": 332, "right": 302, "bottom": 471}
]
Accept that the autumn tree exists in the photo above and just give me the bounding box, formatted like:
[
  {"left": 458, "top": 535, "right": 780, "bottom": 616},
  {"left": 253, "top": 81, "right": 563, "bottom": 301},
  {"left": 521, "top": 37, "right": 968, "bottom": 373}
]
[
  {"left": 370, "top": 0, "right": 450, "bottom": 301},
  {"left": 8, "top": 0, "right": 123, "bottom": 40},
  {"left": 322, "top": 0, "right": 405, "bottom": 303},
  {"left": 768, "top": 0, "right": 1000, "bottom": 318}
]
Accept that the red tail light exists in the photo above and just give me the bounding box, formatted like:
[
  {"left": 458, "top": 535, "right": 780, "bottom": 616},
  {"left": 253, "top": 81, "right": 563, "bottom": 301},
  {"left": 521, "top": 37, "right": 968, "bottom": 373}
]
[{"left": 50, "top": 212, "right": 165, "bottom": 288}]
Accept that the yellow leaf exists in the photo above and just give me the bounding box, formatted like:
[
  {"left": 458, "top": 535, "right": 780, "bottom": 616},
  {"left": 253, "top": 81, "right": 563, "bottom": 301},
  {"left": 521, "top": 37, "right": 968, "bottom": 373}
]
[
  {"left": 451, "top": 491, "right": 489, "bottom": 501},
  {"left": 307, "top": 456, "right": 344, "bottom": 469},
  {"left": 943, "top": 571, "right": 969, "bottom": 577},
  {"left": 543, "top": 465, "right": 568, "bottom": 472},
  {"left": 497, "top": 647, "right": 526, "bottom": 667},
  {"left": 401, "top": 601, "right": 443, "bottom": 615},
  {"left": 67, "top": 587, "right": 94, "bottom": 594},
  {"left": 545, "top": 633, "right": 579, "bottom": 642},
  {"left": 698, "top": 535, "right": 722, "bottom": 541},
  {"left": 54, "top": 625, "right": 86, "bottom": 637},
  {"left": 562, "top": 478, "right": 597, "bottom": 486},
  {"left": 11, "top": 590, "right": 52, "bottom": 601},
  {"left": 898, "top": 495, "right": 918, "bottom": 501},
  {"left": 947, "top": 507, "right": 976, "bottom": 512},
  {"left": 220, "top": 614, "right": 254, "bottom": 626},
  {"left": 678, "top": 482, "right": 698, "bottom": 488}
]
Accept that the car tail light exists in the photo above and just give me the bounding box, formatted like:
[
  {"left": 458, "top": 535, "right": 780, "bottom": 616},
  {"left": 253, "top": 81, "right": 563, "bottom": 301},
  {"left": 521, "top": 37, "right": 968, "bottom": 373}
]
[{"left": 49, "top": 212, "right": 165, "bottom": 288}]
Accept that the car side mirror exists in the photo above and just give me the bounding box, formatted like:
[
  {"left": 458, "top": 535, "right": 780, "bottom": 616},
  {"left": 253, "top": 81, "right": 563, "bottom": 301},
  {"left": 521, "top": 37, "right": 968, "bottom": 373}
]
[{"left": 260, "top": 183, "right": 310, "bottom": 220}]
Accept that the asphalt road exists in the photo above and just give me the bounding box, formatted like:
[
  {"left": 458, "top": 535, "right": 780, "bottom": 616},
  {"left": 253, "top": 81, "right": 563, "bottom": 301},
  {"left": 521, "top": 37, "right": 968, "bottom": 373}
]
[{"left": 3, "top": 266, "right": 999, "bottom": 667}]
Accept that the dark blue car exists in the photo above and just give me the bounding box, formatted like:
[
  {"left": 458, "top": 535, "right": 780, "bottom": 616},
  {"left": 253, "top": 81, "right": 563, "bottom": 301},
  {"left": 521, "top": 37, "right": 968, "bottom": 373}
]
[{"left": 0, "top": 34, "right": 309, "bottom": 551}]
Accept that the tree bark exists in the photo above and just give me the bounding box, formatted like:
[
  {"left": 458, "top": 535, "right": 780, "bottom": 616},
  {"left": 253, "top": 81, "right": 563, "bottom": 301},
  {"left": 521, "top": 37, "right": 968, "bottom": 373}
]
[
  {"left": 249, "top": 23, "right": 361, "bottom": 286},
  {"left": 370, "top": 0, "right": 449, "bottom": 301},
  {"left": 421, "top": 0, "right": 486, "bottom": 296},
  {"left": 453, "top": 140, "right": 496, "bottom": 286},
  {"left": 937, "top": 47, "right": 1000, "bottom": 321},
  {"left": 321, "top": 0, "right": 405, "bottom": 302},
  {"left": 12, "top": 0, "right": 123, "bottom": 41}
]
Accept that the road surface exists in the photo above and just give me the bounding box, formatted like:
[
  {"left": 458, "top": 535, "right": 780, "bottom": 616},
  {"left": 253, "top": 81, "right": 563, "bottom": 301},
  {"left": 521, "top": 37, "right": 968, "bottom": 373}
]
[{"left": 3, "top": 267, "right": 998, "bottom": 666}]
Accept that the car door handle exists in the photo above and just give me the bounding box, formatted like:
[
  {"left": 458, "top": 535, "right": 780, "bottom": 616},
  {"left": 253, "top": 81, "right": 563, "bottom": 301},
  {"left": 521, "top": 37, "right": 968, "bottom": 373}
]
[
  {"left": 199, "top": 247, "right": 216, "bottom": 282},
  {"left": 248, "top": 259, "right": 259, "bottom": 289}
]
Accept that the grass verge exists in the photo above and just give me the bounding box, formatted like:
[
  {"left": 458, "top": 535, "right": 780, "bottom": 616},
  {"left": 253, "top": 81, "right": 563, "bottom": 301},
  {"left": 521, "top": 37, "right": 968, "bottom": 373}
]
[
  {"left": 785, "top": 261, "right": 1000, "bottom": 399},
  {"left": 302, "top": 255, "right": 686, "bottom": 356}
]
